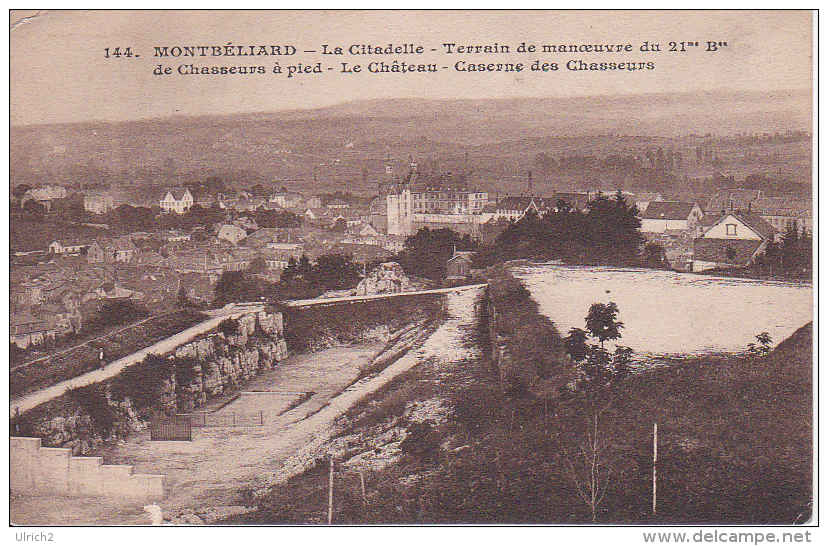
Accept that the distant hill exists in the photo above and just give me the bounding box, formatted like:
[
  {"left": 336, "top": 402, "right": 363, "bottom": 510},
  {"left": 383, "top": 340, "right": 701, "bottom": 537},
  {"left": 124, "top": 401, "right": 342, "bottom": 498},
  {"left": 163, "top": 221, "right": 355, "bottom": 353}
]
[{"left": 10, "top": 89, "right": 812, "bottom": 192}]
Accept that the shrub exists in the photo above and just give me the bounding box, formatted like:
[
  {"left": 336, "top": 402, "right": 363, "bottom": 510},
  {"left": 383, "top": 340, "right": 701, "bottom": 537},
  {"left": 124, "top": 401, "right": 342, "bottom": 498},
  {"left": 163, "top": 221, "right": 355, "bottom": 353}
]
[
  {"left": 81, "top": 299, "right": 150, "bottom": 336},
  {"left": 174, "top": 356, "right": 202, "bottom": 390},
  {"left": 66, "top": 384, "right": 116, "bottom": 439},
  {"left": 218, "top": 318, "right": 240, "bottom": 337},
  {"left": 400, "top": 421, "right": 442, "bottom": 463},
  {"left": 111, "top": 354, "right": 175, "bottom": 411}
]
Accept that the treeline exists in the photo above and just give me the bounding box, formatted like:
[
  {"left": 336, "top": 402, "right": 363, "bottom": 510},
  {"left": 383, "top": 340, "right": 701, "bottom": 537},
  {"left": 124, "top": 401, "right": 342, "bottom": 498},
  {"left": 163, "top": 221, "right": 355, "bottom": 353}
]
[
  {"left": 753, "top": 225, "right": 812, "bottom": 279},
  {"left": 212, "top": 253, "right": 364, "bottom": 305},
  {"left": 11, "top": 199, "right": 305, "bottom": 242},
  {"left": 475, "top": 191, "right": 645, "bottom": 268}
]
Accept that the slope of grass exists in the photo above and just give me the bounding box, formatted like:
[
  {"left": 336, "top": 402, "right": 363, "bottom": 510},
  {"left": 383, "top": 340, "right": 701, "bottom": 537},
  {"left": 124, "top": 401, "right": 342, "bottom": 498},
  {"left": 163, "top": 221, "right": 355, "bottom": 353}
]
[{"left": 238, "top": 311, "right": 812, "bottom": 524}]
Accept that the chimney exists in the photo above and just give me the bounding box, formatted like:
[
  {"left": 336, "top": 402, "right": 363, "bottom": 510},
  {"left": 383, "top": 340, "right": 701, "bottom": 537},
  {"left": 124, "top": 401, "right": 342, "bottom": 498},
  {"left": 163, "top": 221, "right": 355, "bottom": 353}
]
[{"left": 528, "top": 170, "right": 533, "bottom": 196}]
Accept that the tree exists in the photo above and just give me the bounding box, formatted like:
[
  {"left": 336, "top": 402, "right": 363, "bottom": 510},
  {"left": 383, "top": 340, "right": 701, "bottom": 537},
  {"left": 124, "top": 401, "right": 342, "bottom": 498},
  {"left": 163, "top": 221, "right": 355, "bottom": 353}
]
[
  {"left": 644, "top": 242, "right": 667, "bottom": 268},
  {"left": 250, "top": 184, "right": 268, "bottom": 197},
  {"left": 298, "top": 254, "right": 312, "bottom": 277},
  {"left": 330, "top": 218, "right": 347, "bottom": 233},
  {"left": 249, "top": 256, "right": 267, "bottom": 275},
  {"left": 23, "top": 199, "right": 46, "bottom": 221},
  {"left": 256, "top": 209, "right": 302, "bottom": 229},
  {"left": 584, "top": 302, "right": 624, "bottom": 349},
  {"left": 280, "top": 256, "right": 300, "bottom": 284},
  {"left": 112, "top": 204, "right": 157, "bottom": 233},
  {"left": 82, "top": 299, "right": 150, "bottom": 336},
  {"left": 217, "top": 318, "right": 240, "bottom": 337},
  {"left": 398, "top": 227, "right": 478, "bottom": 280},
  {"left": 561, "top": 302, "right": 632, "bottom": 522},
  {"left": 307, "top": 253, "right": 360, "bottom": 291},
  {"left": 563, "top": 328, "right": 589, "bottom": 362},
  {"left": 12, "top": 184, "right": 31, "bottom": 199},
  {"left": 747, "top": 332, "right": 773, "bottom": 359},
  {"left": 213, "top": 270, "right": 277, "bottom": 305},
  {"left": 177, "top": 287, "right": 192, "bottom": 308}
]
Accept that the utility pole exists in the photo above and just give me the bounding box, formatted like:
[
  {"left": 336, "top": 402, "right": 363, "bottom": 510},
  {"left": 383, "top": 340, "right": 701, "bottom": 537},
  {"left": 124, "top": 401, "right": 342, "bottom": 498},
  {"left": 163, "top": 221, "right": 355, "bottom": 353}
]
[
  {"left": 363, "top": 256, "right": 368, "bottom": 295},
  {"left": 328, "top": 455, "right": 335, "bottom": 524},
  {"left": 652, "top": 422, "right": 658, "bottom": 516}
]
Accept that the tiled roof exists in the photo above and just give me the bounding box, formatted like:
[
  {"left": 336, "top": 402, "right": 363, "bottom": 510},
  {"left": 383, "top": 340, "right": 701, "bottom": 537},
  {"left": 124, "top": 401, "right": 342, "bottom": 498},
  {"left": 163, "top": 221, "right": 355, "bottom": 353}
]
[
  {"left": 694, "top": 238, "right": 764, "bottom": 267},
  {"left": 113, "top": 236, "right": 137, "bottom": 252},
  {"left": 751, "top": 198, "right": 812, "bottom": 216},
  {"left": 553, "top": 192, "right": 592, "bottom": 210},
  {"left": 705, "top": 188, "right": 764, "bottom": 212},
  {"left": 640, "top": 201, "right": 698, "bottom": 221},
  {"left": 635, "top": 192, "right": 662, "bottom": 202},
  {"left": 734, "top": 213, "right": 777, "bottom": 240}
]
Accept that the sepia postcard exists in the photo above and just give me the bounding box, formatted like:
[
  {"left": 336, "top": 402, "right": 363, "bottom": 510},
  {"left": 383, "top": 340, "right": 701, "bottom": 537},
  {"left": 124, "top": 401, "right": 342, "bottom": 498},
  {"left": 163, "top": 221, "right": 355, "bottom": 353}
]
[{"left": 8, "top": 9, "right": 815, "bottom": 536}]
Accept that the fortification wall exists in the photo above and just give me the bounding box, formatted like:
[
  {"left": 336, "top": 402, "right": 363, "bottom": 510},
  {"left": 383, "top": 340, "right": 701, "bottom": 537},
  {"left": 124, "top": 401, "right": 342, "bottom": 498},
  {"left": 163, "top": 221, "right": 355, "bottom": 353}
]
[
  {"left": 15, "top": 310, "right": 289, "bottom": 453},
  {"left": 10, "top": 436, "right": 164, "bottom": 501}
]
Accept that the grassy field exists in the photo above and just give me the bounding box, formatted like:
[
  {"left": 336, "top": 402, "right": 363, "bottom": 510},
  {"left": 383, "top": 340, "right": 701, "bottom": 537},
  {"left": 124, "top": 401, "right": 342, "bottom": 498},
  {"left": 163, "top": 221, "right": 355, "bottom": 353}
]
[
  {"left": 10, "top": 309, "right": 207, "bottom": 398},
  {"left": 234, "top": 307, "right": 812, "bottom": 524}
]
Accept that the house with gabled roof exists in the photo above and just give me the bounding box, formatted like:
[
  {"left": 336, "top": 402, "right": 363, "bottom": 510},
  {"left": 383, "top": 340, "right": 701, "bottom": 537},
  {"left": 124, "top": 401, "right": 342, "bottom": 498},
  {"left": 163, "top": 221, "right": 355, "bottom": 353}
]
[
  {"left": 326, "top": 198, "right": 350, "bottom": 210},
  {"left": 705, "top": 188, "right": 765, "bottom": 214},
  {"left": 751, "top": 197, "right": 813, "bottom": 236},
  {"left": 486, "top": 196, "right": 552, "bottom": 222},
  {"left": 305, "top": 207, "right": 334, "bottom": 222},
  {"left": 84, "top": 192, "right": 114, "bottom": 214},
  {"left": 640, "top": 201, "right": 704, "bottom": 235},
  {"left": 692, "top": 212, "right": 776, "bottom": 272},
  {"left": 217, "top": 223, "right": 248, "bottom": 246},
  {"left": 268, "top": 190, "right": 305, "bottom": 209},
  {"left": 634, "top": 192, "right": 663, "bottom": 212},
  {"left": 113, "top": 236, "right": 138, "bottom": 262},
  {"left": 48, "top": 240, "right": 88, "bottom": 255},
  {"left": 10, "top": 311, "right": 56, "bottom": 348},
  {"left": 446, "top": 250, "right": 475, "bottom": 279},
  {"left": 160, "top": 187, "right": 194, "bottom": 213}
]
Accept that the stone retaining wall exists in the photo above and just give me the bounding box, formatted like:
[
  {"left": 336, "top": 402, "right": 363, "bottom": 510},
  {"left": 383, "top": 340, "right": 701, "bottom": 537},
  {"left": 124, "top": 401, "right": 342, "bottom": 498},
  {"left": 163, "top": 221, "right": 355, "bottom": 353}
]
[{"left": 10, "top": 436, "right": 165, "bottom": 501}]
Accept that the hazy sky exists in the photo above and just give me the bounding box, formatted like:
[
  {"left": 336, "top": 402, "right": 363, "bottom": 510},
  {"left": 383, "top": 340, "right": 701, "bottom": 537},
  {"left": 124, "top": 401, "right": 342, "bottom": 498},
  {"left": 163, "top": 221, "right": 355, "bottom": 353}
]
[{"left": 10, "top": 10, "right": 813, "bottom": 126}]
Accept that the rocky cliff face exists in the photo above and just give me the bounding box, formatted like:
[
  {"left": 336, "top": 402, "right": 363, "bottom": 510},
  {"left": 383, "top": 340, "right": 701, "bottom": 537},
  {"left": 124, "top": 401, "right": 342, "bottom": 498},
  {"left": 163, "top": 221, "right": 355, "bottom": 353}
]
[
  {"left": 17, "top": 311, "right": 288, "bottom": 453},
  {"left": 168, "top": 311, "right": 288, "bottom": 412}
]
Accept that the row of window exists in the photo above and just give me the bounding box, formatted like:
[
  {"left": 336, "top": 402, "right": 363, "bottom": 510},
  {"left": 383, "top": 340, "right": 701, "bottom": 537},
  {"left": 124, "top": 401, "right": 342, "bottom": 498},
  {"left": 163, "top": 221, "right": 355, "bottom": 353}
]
[{"left": 413, "top": 193, "right": 486, "bottom": 200}]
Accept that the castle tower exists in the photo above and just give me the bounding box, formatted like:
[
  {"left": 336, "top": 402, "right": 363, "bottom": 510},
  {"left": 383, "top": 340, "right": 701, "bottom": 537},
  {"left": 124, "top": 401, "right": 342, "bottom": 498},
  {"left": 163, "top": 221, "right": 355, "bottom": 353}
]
[{"left": 385, "top": 154, "right": 394, "bottom": 177}]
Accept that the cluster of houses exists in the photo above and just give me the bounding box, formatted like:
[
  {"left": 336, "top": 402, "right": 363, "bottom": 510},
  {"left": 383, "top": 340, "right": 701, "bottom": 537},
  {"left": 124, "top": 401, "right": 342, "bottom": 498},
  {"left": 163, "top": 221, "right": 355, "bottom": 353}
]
[
  {"left": 9, "top": 175, "right": 811, "bottom": 349},
  {"left": 480, "top": 188, "right": 810, "bottom": 272}
]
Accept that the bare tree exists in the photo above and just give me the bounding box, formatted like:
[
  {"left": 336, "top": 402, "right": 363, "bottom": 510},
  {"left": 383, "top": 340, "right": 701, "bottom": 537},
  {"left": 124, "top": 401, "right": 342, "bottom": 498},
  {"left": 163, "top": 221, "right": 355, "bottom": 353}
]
[{"left": 564, "top": 413, "right": 614, "bottom": 522}]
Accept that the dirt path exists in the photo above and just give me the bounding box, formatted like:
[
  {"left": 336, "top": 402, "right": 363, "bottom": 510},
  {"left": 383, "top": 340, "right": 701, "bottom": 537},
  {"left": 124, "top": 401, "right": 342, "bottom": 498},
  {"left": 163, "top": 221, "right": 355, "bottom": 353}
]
[
  {"left": 10, "top": 286, "right": 482, "bottom": 525},
  {"left": 9, "top": 343, "right": 381, "bottom": 525}
]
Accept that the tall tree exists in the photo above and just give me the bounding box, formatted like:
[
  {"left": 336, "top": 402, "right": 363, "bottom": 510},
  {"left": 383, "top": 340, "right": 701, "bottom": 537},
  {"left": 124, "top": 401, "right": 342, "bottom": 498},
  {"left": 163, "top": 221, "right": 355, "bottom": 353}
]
[
  {"left": 561, "top": 302, "right": 633, "bottom": 523},
  {"left": 399, "top": 227, "right": 478, "bottom": 280}
]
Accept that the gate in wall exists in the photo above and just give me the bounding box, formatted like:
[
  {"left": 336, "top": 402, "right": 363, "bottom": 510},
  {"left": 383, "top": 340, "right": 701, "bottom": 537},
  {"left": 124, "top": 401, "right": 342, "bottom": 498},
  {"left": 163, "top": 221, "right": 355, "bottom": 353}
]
[{"left": 150, "top": 415, "right": 192, "bottom": 441}]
